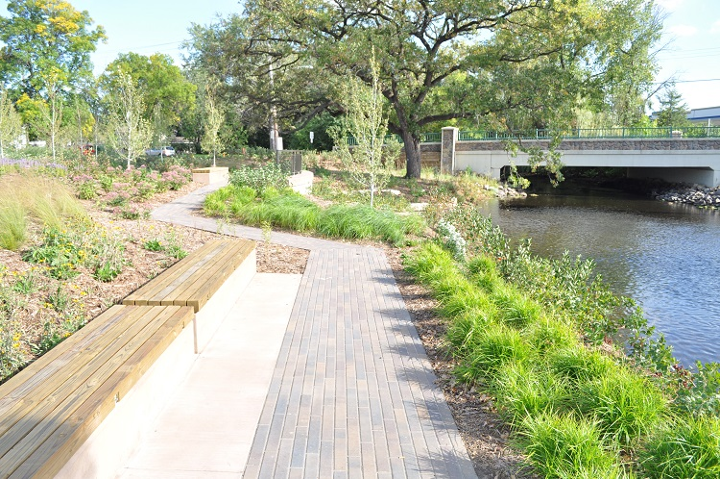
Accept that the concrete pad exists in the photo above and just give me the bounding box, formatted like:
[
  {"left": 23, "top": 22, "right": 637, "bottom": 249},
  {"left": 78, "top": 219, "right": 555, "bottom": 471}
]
[{"left": 116, "top": 273, "right": 302, "bottom": 479}]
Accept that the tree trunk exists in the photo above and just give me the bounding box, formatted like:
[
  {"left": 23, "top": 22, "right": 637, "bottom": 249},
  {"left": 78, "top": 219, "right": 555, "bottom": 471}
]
[{"left": 402, "top": 131, "right": 422, "bottom": 179}]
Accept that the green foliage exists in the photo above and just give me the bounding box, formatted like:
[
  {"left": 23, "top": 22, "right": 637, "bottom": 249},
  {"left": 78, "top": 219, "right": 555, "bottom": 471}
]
[
  {"left": 30, "top": 320, "right": 66, "bottom": 356},
  {"left": 0, "top": 284, "right": 27, "bottom": 378},
  {"left": 0, "top": 201, "right": 27, "bottom": 250},
  {"left": 218, "top": 0, "right": 661, "bottom": 177},
  {"left": 0, "top": 88, "right": 22, "bottom": 158},
  {"left": 287, "top": 112, "right": 337, "bottom": 151},
  {"left": 22, "top": 222, "right": 128, "bottom": 282},
  {"left": 455, "top": 325, "right": 531, "bottom": 383},
  {"left": 103, "top": 70, "right": 152, "bottom": 169},
  {"left": 550, "top": 346, "right": 615, "bottom": 385},
  {"left": 575, "top": 368, "right": 668, "bottom": 447},
  {"left": 205, "top": 186, "right": 423, "bottom": 245},
  {"left": 22, "top": 226, "right": 83, "bottom": 279},
  {"left": 200, "top": 80, "right": 226, "bottom": 166},
  {"left": 0, "top": 0, "right": 106, "bottom": 120},
  {"left": 674, "top": 362, "right": 720, "bottom": 417},
  {"left": 331, "top": 52, "right": 400, "bottom": 207},
  {"left": 229, "top": 163, "right": 289, "bottom": 195},
  {"left": 402, "top": 237, "right": 697, "bottom": 477},
  {"left": 517, "top": 413, "right": 624, "bottom": 479},
  {"left": 144, "top": 239, "right": 164, "bottom": 252},
  {"left": 11, "top": 269, "right": 37, "bottom": 295},
  {"left": 656, "top": 85, "right": 692, "bottom": 128},
  {"left": 493, "top": 361, "right": 569, "bottom": 426},
  {"left": 640, "top": 416, "right": 720, "bottom": 479},
  {"left": 101, "top": 52, "right": 196, "bottom": 143}
]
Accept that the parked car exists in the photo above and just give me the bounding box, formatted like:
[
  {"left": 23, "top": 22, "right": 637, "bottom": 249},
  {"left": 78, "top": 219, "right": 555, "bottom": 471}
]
[{"left": 145, "top": 146, "right": 176, "bottom": 157}]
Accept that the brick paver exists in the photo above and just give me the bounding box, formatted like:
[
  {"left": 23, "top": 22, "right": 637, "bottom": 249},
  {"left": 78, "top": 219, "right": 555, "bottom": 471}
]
[{"left": 152, "top": 182, "right": 476, "bottom": 479}]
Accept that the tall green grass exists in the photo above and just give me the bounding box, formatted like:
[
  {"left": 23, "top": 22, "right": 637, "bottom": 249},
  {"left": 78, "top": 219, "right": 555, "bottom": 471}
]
[
  {"left": 204, "top": 186, "right": 424, "bottom": 245},
  {"left": 0, "top": 176, "right": 87, "bottom": 251},
  {"left": 517, "top": 413, "right": 625, "bottom": 479},
  {"left": 403, "top": 241, "right": 677, "bottom": 477},
  {"left": 575, "top": 368, "right": 668, "bottom": 448},
  {"left": 0, "top": 202, "right": 27, "bottom": 250},
  {"left": 640, "top": 415, "right": 720, "bottom": 479}
]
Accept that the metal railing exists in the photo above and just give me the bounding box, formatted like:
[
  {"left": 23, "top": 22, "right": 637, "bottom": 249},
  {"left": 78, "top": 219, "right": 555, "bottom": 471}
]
[
  {"left": 458, "top": 126, "right": 720, "bottom": 141},
  {"left": 346, "top": 132, "right": 441, "bottom": 146},
  {"left": 348, "top": 126, "right": 720, "bottom": 145}
]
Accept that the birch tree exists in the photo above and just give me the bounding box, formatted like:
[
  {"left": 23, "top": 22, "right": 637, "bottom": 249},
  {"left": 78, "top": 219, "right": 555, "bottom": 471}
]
[
  {"left": 104, "top": 71, "right": 151, "bottom": 169},
  {"left": 332, "top": 54, "right": 399, "bottom": 208},
  {"left": 200, "top": 81, "right": 226, "bottom": 167}
]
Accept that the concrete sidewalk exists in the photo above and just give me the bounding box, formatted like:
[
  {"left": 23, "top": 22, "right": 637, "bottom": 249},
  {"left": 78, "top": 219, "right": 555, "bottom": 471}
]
[{"left": 129, "top": 182, "right": 476, "bottom": 479}]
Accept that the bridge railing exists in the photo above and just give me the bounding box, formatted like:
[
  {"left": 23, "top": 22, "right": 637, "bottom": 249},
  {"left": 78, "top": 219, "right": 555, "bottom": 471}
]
[
  {"left": 458, "top": 126, "right": 720, "bottom": 141},
  {"left": 347, "top": 126, "right": 720, "bottom": 145}
]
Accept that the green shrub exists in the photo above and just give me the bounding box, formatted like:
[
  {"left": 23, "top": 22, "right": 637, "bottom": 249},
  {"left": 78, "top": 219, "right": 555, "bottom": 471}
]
[
  {"left": 445, "top": 307, "right": 497, "bottom": 350},
  {"left": 522, "top": 318, "right": 579, "bottom": 355},
  {"left": 551, "top": 346, "right": 615, "bottom": 385},
  {"left": 674, "top": 362, "right": 720, "bottom": 417},
  {"left": 230, "top": 162, "right": 289, "bottom": 194},
  {"left": 490, "top": 284, "right": 542, "bottom": 329}
]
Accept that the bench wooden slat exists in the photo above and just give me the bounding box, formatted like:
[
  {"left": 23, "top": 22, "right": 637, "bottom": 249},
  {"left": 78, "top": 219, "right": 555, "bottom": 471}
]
[
  {"left": 123, "top": 238, "right": 255, "bottom": 312},
  {"left": 122, "top": 240, "right": 224, "bottom": 306},
  {"left": 145, "top": 241, "right": 232, "bottom": 307},
  {"left": 0, "top": 305, "right": 136, "bottom": 420},
  {"left": 0, "top": 306, "right": 152, "bottom": 447},
  {"left": 0, "top": 306, "right": 193, "bottom": 479},
  {"left": 160, "top": 240, "right": 252, "bottom": 311},
  {"left": 184, "top": 240, "right": 255, "bottom": 312}
]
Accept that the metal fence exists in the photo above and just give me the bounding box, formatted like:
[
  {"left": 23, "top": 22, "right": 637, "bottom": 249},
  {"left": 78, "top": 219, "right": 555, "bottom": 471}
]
[
  {"left": 347, "top": 126, "right": 720, "bottom": 145},
  {"left": 275, "top": 150, "right": 303, "bottom": 174},
  {"left": 458, "top": 126, "right": 720, "bottom": 141}
]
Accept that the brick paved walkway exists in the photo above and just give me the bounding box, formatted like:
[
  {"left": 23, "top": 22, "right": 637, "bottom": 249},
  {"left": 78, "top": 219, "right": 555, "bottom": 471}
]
[{"left": 153, "top": 183, "right": 476, "bottom": 479}]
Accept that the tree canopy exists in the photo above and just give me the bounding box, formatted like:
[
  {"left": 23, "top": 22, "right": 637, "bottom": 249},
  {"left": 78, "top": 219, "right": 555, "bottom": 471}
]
[
  {"left": 656, "top": 85, "right": 691, "bottom": 128},
  {"left": 100, "top": 53, "right": 196, "bottom": 144},
  {"left": 0, "top": 0, "right": 106, "bottom": 97},
  {"left": 186, "top": 0, "right": 662, "bottom": 178}
]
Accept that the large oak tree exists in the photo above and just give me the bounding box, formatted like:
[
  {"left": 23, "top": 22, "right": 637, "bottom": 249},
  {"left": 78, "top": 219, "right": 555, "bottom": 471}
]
[{"left": 187, "top": 0, "right": 661, "bottom": 178}]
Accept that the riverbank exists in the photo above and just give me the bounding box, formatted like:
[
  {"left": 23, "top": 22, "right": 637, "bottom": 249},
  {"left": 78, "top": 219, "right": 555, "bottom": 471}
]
[{"left": 654, "top": 184, "right": 720, "bottom": 208}]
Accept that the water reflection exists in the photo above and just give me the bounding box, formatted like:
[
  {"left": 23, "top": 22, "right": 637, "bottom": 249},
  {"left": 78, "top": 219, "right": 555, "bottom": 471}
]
[{"left": 478, "top": 189, "right": 720, "bottom": 367}]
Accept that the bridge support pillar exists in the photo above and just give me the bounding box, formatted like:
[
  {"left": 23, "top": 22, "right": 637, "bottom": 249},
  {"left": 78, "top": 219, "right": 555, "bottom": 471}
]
[{"left": 440, "top": 127, "right": 458, "bottom": 174}]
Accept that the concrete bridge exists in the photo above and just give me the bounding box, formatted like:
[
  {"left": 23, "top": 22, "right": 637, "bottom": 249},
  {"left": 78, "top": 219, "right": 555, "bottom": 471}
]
[{"left": 422, "top": 128, "right": 720, "bottom": 187}]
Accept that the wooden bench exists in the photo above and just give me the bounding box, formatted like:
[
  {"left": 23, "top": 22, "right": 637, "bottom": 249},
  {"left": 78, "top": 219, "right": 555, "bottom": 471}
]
[
  {"left": 0, "top": 237, "right": 257, "bottom": 478},
  {"left": 0, "top": 305, "right": 194, "bottom": 479},
  {"left": 123, "top": 238, "right": 255, "bottom": 313}
]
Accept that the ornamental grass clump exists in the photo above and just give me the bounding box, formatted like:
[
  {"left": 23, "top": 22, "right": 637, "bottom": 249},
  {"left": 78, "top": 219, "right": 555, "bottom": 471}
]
[
  {"left": 492, "top": 361, "right": 570, "bottom": 426},
  {"left": 0, "top": 176, "right": 87, "bottom": 251},
  {"left": 574, "top": 367, "right": 668, "bottom": 448},
  {"left": 454, "top": 325, "right": 532, "bottom": 384},
  {"left": 517, "top": 413, "right": 625, "bottom": 479},
  {"left": 639, "top": 415, "right": 720, "bottom": 479},
  {"left": 204, "top": 186, "right": 423, "bottom": 245}
]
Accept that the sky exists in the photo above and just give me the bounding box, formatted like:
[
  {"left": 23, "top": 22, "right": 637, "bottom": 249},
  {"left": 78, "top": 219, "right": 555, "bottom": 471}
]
[{"left": 1, "top": 0, "right": 720, "bottom": 112}]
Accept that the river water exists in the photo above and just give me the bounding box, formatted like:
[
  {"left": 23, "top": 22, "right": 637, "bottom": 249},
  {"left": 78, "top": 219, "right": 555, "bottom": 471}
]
[{"left": 476, "top": 183, "right": 720, "bottom": 367}]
